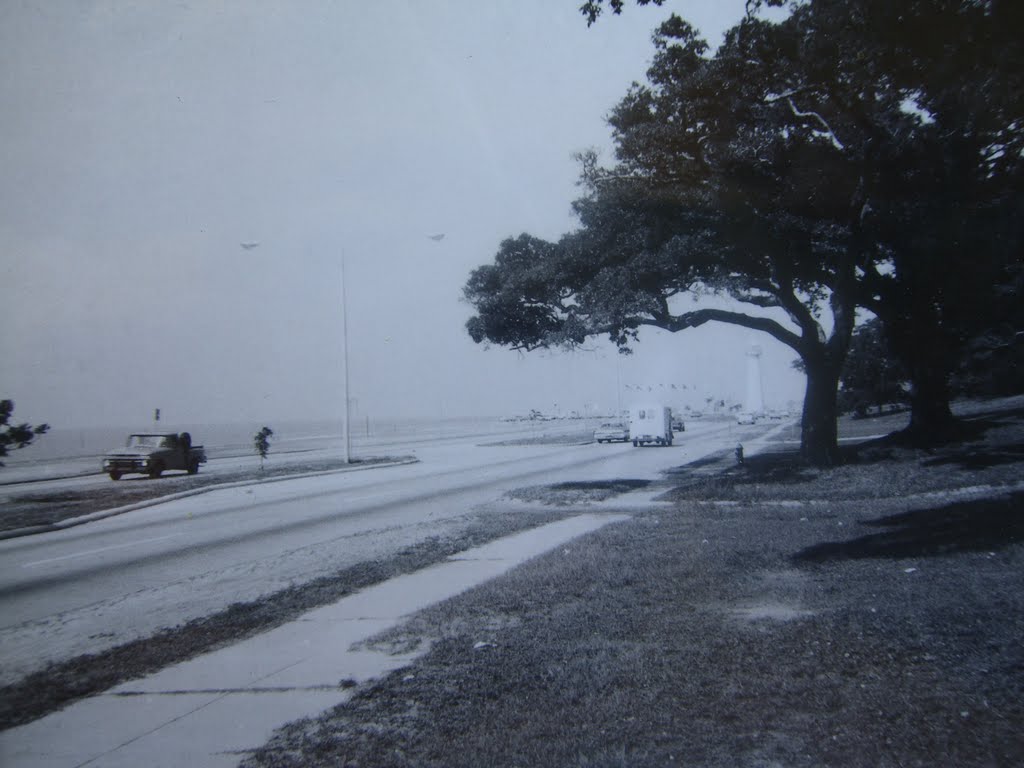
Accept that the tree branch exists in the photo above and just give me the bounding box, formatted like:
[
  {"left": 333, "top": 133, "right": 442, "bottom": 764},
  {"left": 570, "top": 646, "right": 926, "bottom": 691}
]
[
  {"left": 648, "top": 307, "right": 803, "bottom": 351},
  {"left": 786, "top": 97, "right": 845, "bottom": 150},
  {"left": 769, "top": 271, "right": 822, "bottom": 341}
]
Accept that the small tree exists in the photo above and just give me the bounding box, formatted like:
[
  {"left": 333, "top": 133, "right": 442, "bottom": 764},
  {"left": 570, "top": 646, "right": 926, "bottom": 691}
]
[
  {"left": 253, "top": 426, "right": 273, "bottom": 470},
  {"left": 0, "top": 400, "right": 49, "bottom": 467}
]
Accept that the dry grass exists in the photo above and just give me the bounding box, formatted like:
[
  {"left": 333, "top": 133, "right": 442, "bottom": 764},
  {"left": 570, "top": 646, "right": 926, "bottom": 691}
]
[
  {"left": 244, "top": 399, "right": 1024, "bottom": 768},
  {"left": 0, "top": 506, "right": 571, "bottom": 730},
  {"left": 8, "top": 399, "right": 1024, "bottom": 764}
]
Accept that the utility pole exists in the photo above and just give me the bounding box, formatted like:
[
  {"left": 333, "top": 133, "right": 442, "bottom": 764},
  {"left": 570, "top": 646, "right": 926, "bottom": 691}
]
[{"left": 341, "top": 255, "right": 352, "bottom": 464}]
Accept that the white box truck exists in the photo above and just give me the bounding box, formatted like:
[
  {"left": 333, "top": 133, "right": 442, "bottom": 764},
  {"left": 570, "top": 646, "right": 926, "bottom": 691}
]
[{"left": 629, "top": 405, "right": 673, "bottom": 447}]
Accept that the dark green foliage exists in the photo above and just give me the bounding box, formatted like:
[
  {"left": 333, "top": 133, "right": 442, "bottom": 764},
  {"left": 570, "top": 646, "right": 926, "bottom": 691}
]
[
  {"left": 839, "top": 319, "right": 910, "bottom": 417},
  {"left": 253, "top": 426, "right": 273, "bottom": 468},
  {"left": 466, "top": 12, "right": 861, "bottom": 466},
  {"left": 464, "top": 235, "right": 573, "bottom": 350},
  {"left": 467, "top": 0, "right": 1022, "bottom": 462},
  {"left": 951, "top": 261, "right": 1024, "bottom": 397},
  {"left": 781, "top": 0, "right": 1024, "bottom": 440},
  {"left": 0, "top": 399, "right": 49, "bottom": 467},
  {"left": 578, "top": 0, "right": 664, "bottom": 26},
  {"left": 949, "top": 250, "right": 1024, "bottom": 397}
]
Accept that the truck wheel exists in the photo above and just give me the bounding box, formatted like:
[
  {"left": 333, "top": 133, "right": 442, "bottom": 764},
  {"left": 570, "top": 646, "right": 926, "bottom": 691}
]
[
  {"left": 187, "top": 458, "right": 199, "bottom": 475},
  {"left": 148, "top": 462, "right": 164, "bottom": 479},
  {"left": 109, "top": 471, "right": 122, "bottom": 481}
]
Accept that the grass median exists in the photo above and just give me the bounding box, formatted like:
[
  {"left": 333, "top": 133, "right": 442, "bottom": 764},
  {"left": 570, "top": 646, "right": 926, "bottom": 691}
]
[{"left": 0, "top": 456, "right": 412, "bottom": 533}]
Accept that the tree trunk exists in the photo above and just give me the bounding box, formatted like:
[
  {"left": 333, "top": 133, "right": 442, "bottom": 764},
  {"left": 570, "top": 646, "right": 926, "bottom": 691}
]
[
  {"left": 906, "top": 358, "right": 957, "bottom": 444},
  {"left": 878, "top": 269, "right": 961, "bottom": 446},
  {"left": 888, "top": 309, "right": 958, "bottom": 443},
  {"left": 800, "top": 362, "right": 843, "bottom": 466}
]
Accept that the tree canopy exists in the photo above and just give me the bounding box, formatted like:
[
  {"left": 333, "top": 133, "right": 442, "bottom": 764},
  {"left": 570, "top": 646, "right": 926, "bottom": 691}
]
[
  {"left": 0, "top": 400, "right": 49, "bottom": 467},
  {"left": 578, "top": 0, "right": 665, "bottom": 26},
  {"left": 769, "top": 0, "right": 1024, "bottom": 439},
  {"left": 465, "top": 0, "right": 1022, "bottom": 464}
]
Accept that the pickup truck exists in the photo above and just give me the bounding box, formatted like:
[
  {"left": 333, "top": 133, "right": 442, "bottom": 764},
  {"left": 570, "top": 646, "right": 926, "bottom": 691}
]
[{"left": 102, "top": 432, "right": 207, "bottom": 480}]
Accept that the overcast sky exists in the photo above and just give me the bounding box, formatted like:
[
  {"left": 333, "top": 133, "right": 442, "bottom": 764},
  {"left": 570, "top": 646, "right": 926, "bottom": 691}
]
[{"left": 1, "top": 0, "right": 806, "bottom": 429}]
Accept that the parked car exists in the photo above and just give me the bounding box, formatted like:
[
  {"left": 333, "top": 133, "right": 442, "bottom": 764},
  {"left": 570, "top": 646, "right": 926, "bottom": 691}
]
[
  {"left": 735, "top": 412, "right": 756, "bottom": 425},
  {"left": 594, "top": 422, "right": 630, "bottom": 443},
  {"left": 671, "top": 417, "right": 685, "bottom": 432},
  {"left": 102, "top": 432, "right": 206, "bottom": 480}
]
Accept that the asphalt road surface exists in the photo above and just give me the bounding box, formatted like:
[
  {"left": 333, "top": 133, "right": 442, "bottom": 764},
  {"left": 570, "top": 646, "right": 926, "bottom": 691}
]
[{"left": 0, "top": 419, "right": 756, "bottom": 686}]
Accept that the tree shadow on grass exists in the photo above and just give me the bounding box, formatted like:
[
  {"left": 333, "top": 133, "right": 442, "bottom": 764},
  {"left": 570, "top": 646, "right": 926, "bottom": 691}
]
[
  {"left": 666, "top": 448, "right": 815, "bottom": 481},
  {"left": 848, "top": 406, "right": 1024, "bottom": 465},
  {"left": 737, "top": 450, "right": 818, "bottom": 483},
  {"left": 548, "top": 479, "right": 650, "bottom": 493},
  {"left": 666, "top": 453, "right": 729, "bottom": 472},
  {"left": 919, "top": 442, "right": 1024, "bottom": 470},
  {"left": 661, "top": 450, "right": 815, "bottom": 501},
  {"left": 793, "top": 492, "right": 1024, "bottom": 564},
  {"left": 674, "top": 449, "right": 816, "bottom": 484}
]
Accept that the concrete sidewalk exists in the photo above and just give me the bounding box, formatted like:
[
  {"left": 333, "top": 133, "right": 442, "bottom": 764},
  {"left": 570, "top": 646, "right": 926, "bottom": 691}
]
[{"left": 0, "top": 512, "right": 630, "bottom": 768}]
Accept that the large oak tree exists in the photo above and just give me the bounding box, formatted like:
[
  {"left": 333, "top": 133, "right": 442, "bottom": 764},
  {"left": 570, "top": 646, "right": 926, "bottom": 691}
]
[
  {"left": 465, "top": 0, "right": 1022, "bottom": 463},
  {"left": 593, "top": 0, "right": 1024, "bottom": 437},
  {"left": 468, "top": 15, "right": 863, "bottom": 465}
]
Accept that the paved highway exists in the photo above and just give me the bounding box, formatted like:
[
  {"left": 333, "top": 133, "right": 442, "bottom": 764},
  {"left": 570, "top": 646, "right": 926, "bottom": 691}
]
[{"left": 0, "top": 419, "right": 759, "bottom": 685}]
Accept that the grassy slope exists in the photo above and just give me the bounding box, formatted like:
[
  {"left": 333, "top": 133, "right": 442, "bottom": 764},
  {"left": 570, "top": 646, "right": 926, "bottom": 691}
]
[{"left": 244, "top": 400, "right": 1024, "bottom": 768}]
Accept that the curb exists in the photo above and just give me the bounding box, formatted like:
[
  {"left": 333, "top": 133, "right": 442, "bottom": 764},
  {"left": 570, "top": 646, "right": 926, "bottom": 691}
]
[
  {"left": 0, "top": 458, "right": 420, "bottom": 541},
  {"left": 0, "top": 447, "right": 351, "bottom": 488},
  {"left": 0, "top": 470, "right": 102, "bottom": 487}
]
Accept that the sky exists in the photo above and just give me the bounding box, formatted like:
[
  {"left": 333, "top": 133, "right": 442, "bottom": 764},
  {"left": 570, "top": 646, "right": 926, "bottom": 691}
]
[{"left": 1, "top": 0, "right": 807, "bottom": 429}]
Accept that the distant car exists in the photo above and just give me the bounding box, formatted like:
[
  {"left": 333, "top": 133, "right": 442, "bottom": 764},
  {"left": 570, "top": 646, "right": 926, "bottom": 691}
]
[
  {"left": 671, "top": 417, "right": 685, "bottom": 432},
  {"left": 735, "top": 412, "right": 756, "bottom": 425},
  {"left": 768, "top": 410, "right": 784, "bottom": 420},
  {"left": 594, "top": 422, "right": 629, "bottom": 443}
]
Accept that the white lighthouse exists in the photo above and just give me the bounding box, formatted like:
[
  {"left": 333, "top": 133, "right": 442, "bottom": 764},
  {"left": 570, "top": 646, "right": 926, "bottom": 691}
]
[{"left": 745, "top": 344, "right": 765, "bottom": 415}]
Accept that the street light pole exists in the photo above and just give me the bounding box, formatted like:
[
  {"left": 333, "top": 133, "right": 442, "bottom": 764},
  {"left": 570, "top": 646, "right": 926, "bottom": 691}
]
[{"left": 341, "top": 253, "right": 352, "bottom": 464}]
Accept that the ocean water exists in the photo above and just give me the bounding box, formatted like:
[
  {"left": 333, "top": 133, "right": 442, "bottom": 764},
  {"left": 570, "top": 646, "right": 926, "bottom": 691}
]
[{"left": 2, "top": 416, "right": 517, "bottom": 466}]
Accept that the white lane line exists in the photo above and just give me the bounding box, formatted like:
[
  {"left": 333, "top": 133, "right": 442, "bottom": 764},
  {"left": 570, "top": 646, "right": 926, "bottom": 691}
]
[{"left": 22, "top": 533, "right": 183, "bottom": 568}]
